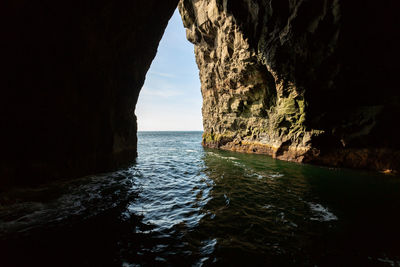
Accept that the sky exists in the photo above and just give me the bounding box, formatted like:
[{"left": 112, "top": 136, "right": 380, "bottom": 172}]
[{"left": 135, "top": 9, "right": 203, "bottom": 131}]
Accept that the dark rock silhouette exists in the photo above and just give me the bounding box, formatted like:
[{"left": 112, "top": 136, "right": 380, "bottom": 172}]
[
  {"left": 2, "top": 0, "right": 399, "bottom": 187},
  {"left": 1, "top": 1, "right": 179, "bottom": 187}
]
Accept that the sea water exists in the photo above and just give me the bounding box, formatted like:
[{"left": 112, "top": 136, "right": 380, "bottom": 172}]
[{"left": 1, "top": 131, "right": 399, "bottom": 266}]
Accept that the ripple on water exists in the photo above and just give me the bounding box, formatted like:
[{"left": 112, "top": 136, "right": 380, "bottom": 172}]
[{"left": 1, "top": 131, "right": 400, "bottom": 266}]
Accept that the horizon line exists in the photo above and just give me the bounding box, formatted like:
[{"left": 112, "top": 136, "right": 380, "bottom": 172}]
[{"left": 138, "top": 130, "right": 203, "bottom": 132}]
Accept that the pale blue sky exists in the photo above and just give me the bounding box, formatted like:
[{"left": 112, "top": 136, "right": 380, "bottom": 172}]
[{"left": 135, "top": 9, "right": 203, "bottom": 131}]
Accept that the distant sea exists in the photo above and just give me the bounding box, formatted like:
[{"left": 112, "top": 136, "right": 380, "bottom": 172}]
[{"left": 1, "top": 131, "right": 400, "bottom": 266}]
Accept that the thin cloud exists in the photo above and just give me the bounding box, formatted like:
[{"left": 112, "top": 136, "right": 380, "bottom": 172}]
[
  {"left": 149, "top": 71, "right": 175, "bottom": 78},
  {"left": 141, "top": 87, "right": 182, "bottom": 98}
]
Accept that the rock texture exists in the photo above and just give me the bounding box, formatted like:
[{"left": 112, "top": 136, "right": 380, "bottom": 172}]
[
  {"left": 179, "top": 0, "right": 400, "bottom": 172},
  {"left": 1, "top": 0, "right": 399, "bottom": 188},
  {"left": 1, "top": 1, "right": 178, "bottom": 187}
]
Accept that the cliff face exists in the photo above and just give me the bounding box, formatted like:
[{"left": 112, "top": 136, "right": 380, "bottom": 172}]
[
  {"left": 1, "top": 1, "right": 178, "bottom": 187},
  {"left": 2, "top": 0, "right": 399, "bottom": 187},
  {"left": 179, "top": 0, "right": 400, "bottom": 171}
]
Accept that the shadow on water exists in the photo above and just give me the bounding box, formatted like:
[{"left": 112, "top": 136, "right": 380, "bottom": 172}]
[
  {"left": 1, "top": 132, "right": 400, "bottom": 266},
  {"left": 196, "top": 149, "right": 400, "bottom": 266},
  {"left": 0, "top": 169, "right": 147, "bottom": 267}
]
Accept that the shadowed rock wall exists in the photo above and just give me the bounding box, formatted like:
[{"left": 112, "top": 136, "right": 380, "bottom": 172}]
[
  {"left": 1, "top": 1, "right": 178, "bottom": 187},
  {"left": 179, "top": 0, "right": 400, "bottom": 172},
  {"left": 2, "top": 0, "right": 399, "bottom": 188}
]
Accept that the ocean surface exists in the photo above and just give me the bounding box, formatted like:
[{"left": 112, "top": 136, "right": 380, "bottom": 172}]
[{"left": 1, "top": 131, "right": 400, "bottom": 266}]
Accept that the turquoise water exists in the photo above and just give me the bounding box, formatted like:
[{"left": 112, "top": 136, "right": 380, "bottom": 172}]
[{"left": 1, "top": 131, "right": 400, "bottom": 266}]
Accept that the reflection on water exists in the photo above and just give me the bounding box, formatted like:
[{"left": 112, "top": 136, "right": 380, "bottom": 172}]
[{"left": 1, "top": 131, "right": 400, "bottom": 266}]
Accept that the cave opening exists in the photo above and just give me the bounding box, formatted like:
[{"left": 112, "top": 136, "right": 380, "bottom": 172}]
[
  {"left": 135, "top": 9, "right": 203, "bottom": 132},
  {"left": 2, "top": 2, "right": 400, "bottom": 266}
]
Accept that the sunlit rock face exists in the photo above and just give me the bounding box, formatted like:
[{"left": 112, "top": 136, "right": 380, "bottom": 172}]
[
  {"left": 1, "top": 1, "right": 178, "bottom": 187},
  {"left": 2, "top": 0, "right": 399, "bottom": 188},
  {"left": 179, "top": 0, "right": 400, "bottom": 171}
]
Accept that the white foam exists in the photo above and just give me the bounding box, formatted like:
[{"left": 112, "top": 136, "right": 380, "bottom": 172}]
[
  {"left": 377, "top": 257, "right": 400, "bottom": 267},
  {"left": 268, "top": 173, "right": 284, "bottom": 178},
  {"left": 262, "top": 204, "right": 274, "bottom": 209},
  {"left": 308, "top": 202, "right": 338, "bottom": 222},
  {"left": 206, "top": 152, "right": 237, "bottom": 161}
]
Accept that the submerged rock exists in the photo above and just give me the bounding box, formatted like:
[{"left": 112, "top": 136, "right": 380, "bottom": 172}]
[{"left": 178, "top": 0, "right": 400, "bottom": 171}]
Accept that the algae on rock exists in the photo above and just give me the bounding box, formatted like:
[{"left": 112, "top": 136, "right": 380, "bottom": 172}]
[{"left": 179, "top": 0, "right": 400, "bottom": 171}]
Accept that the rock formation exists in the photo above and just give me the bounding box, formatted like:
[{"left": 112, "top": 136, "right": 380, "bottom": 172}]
[
  {"left": 2, "top": 0, "right": 399, "bottom": 187},
  {"left": 1, "top": 0, "right": 178, "bottom": 187},
  {"left": 178, "top": 0, "right": 400, "bottom": 171}
]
